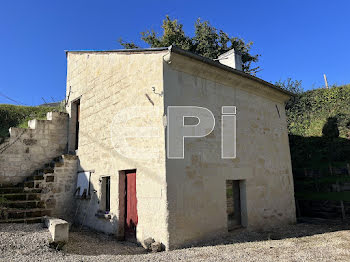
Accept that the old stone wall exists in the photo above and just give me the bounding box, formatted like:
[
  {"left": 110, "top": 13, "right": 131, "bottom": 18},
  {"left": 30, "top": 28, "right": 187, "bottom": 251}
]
[
  {"left": 65, "top": 51, "right": 169, "bottom": 247},
  {"left": 163, "top": 52, "right": 296, "bottom": 249},
  {"left": 0, "top": 112, "right": 69, "bottom": 185},
  {"left": 65, "top": 49, "right": 296, "bottom": 251},
  {"left": 40, "top": 155, "right": 79, "bottom": 222}
]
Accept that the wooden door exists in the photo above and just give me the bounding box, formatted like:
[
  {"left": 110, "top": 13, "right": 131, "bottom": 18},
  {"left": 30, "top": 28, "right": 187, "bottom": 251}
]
[{"left": 125, "top": 172, "right": 137, "bottom": 238}]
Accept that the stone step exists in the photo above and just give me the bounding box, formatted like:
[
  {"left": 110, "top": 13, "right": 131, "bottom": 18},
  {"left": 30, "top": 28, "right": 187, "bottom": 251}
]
[
  {"left": 18, "top": 180, "right": 43, "bottom": 189},
  {"left": 22, "top": 188, "right": 42, "bottom": 194},
  {"left": 0, "top": 216, "right": 44, "bottom": 223},
  {"left": 0, "top": 208, "right": 50, "bottom": 219},
  {"left": 25, "top": 175, "right": 44, "bottom": 182},
  {"left": 1, "top": 200, "right": 45, "bottom": 209},
  {"left": 31, "top": 168, "right": 54, "bottom": 177},
  {"left": 0, "top": 193, "right": 41, "bottom": 201},
  {"left": 0, "top": 207, "right": 50, "bottom": 213},
  {"left": 0, "top": 187, "right": 25, "bottom": 194},
  {"left": 0, "top": 154, "right": 68, "bottom": 224},
  {"left": 0, "top": 187, "right": 42, "bottom": 194}
]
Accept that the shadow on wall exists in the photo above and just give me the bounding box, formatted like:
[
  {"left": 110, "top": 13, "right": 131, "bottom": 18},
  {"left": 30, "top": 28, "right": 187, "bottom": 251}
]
[{"left": 72, "top": 180, "right": 120, "bottom": 236}]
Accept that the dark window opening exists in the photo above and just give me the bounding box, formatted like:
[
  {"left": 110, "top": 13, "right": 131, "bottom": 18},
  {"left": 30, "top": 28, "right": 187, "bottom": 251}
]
[
  {"left": 105, "top": 176, "right": 110, "bottom": 212},
  {"left": 226, "top": 180, "right": 242, "bottom": 230},
  {"left": 101, "top": 176, "right": 111, "bottom": 212},
  {"left": 73, "top": 99, "right": 80, "bottom": 150}
]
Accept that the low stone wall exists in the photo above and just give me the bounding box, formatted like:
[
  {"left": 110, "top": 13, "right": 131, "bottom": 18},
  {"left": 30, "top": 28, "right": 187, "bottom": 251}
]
[
  {"left": 0, "top": 112, "right": 68, "bottom": 185},
  {"left": 41, "top": 155, "right": 78, "bottom": 222}
]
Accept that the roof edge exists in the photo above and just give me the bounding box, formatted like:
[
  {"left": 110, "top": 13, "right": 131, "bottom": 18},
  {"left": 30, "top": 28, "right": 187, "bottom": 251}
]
[
  {"left": 168, "top": 45, "right": 294, "bottom": 97},
  {"left": 65, "top": 46, "right": 294, "bottom": 97},
  {"left": 65, "top": 47, "right": 169, "bottom": 54}
]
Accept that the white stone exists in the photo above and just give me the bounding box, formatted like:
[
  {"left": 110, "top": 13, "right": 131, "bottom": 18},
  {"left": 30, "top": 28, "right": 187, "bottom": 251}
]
[{"left": 44, "top": 217, "right": 69, "bottom": 243}]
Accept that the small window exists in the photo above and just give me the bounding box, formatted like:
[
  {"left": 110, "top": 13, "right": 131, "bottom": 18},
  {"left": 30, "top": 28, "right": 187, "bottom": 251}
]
[
  {"left": 72, "top": 99, "right": 80, "bottom": 150},
  {"left": 101, "top": 176, "right": 111, "bottom": 212}
]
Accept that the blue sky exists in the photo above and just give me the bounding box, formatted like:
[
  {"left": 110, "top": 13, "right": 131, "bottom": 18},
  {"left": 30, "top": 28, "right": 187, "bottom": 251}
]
[{"left": 1, "top": 0, "right": 349, "bottom": 105}]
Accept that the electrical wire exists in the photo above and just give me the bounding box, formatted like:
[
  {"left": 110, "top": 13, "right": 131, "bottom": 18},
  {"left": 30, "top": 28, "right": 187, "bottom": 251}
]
[{"left": 0, "top": 91, "right": 27, "bottom": 105}]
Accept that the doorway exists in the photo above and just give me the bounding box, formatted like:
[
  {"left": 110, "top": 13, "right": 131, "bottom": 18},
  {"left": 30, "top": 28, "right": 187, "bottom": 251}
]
[
  {"left": 124, "top": 170, "right": 137, "bottom": 240},
  {"left": 226, "top": 180, "right": 242, "bottom": 230}
]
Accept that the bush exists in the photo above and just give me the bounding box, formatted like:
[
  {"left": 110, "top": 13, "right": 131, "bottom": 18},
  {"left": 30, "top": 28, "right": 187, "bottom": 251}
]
[
  {"left": 286, "top": 84, "right": 350, "bottom": 139},
  {"left": 0, "top": 103, "right": 65, "bottom": 143}
]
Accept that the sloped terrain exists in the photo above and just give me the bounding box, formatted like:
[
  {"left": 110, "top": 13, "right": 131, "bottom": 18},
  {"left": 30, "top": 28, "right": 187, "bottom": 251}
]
[
  {"left": 287, "top": 85, "right": 350, "bottom": 168},
  {"left": 287, "top": 84, "right": 350, "bottom": 139}
]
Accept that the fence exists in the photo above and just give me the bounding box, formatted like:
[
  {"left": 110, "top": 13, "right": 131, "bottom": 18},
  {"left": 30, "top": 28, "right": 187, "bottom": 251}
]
[{"left": 294, "top": 164, "right": 350, "bottom": 221}]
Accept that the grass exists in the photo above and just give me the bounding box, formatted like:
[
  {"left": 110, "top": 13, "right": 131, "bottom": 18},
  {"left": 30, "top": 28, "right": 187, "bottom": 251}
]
[
  {"left": 0, "top": 103, "right": 66, "bottom": 143},
  {"left": 287, "top": 84, "right": 350, "bottom": 139}
]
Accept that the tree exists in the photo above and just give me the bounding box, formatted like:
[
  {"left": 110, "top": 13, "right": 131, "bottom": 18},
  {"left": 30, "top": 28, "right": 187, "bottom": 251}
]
[
  {"left": 276, "top": 78, "right": 304, "bottom": 111},
  {"left": 119, "top": 16, "right": 260, "bottom": 75},
  {"left": 275, "top": 78, "right": 303, "bottom": 94}
]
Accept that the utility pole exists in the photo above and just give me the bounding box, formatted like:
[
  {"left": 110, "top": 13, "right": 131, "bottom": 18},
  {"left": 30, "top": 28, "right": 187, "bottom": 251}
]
[{"left": 324, "top": 74, "right": 329, "bottom": 89}]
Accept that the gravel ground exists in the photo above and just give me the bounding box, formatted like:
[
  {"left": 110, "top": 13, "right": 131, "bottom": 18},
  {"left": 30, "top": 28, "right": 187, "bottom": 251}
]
[{"left": 0, "top": 223, "right": 350, "bottom": 262}]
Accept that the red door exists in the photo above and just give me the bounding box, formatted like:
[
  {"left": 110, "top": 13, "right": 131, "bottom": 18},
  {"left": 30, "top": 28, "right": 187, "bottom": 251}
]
[{"left": 125, "top": 172, "right": 137, "bottom": 238}]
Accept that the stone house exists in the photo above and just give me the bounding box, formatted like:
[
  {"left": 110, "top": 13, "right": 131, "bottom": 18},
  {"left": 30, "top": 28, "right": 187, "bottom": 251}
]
[
  {"left": 0, "top": 46, "right": 295, "bottom": 251},
  {"left": 65, "top": 46, "right": 296, "bottom": 250}
]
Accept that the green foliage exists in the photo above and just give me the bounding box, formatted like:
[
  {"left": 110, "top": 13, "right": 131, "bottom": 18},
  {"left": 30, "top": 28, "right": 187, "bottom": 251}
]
[
  {"left": 119, "top": 16, "right": 260, "bottom": 74},
  {"left": 275, "top": 78, "right": 303, "bottom": 94},
  {"left": 286, "top": 84, "right": 350, "bottom": 138},
  {"left": 289, "top": 135, "right": 350, "bottom": 168},
  {"left": 0, "top": 103, "right": 65, "bottom": 143},
  {"left": 287, "top": 85, "right": 350, "bottom": 168}
]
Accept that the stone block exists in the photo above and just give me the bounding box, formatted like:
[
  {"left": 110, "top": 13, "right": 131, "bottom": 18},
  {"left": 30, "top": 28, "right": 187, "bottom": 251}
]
[
  {"left": 46, "top": 175, "right": 55, "bottom": 182},
  {"left": 151, "top": 241, "right": 162, "bottom": 252},
  {"left": 44, "top": 217, "right": 69, "bottom": 243},
  {"left": 143, "top": 237, "right": 155, "bottom": 250},
  {"left": 28, "top": 119, "right": 37, "bottom": 129}
]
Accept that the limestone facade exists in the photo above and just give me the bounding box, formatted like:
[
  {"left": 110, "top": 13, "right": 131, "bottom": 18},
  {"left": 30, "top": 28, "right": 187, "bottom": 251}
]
[{"left": 65, "top": 47, "right": 296, "bottom": 250}]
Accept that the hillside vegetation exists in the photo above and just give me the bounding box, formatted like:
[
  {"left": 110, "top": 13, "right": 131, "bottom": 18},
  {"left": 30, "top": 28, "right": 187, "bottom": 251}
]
[
  {"left": 287, "top": 84, "right": 350, "bottom": 168},
  {"left": 0, "top": 104, "right": 65, "bottom": 143},
  {"left": 287, "top": 84, "right": 350, "bottom": 139}
]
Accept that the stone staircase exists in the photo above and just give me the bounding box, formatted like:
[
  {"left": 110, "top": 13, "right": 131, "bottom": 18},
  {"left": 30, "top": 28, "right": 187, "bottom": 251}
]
[
  {"left": 0, "top": 111, "right": 69, "bottom": 186},
  {"left": 0, "top": 156, "right": 64, "bottom": 223}
]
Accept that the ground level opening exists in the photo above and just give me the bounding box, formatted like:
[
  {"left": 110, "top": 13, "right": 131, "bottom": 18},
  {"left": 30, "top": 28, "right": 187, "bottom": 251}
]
[{"left": 226, "top": 180, "right": 243, "bottom": 231}]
